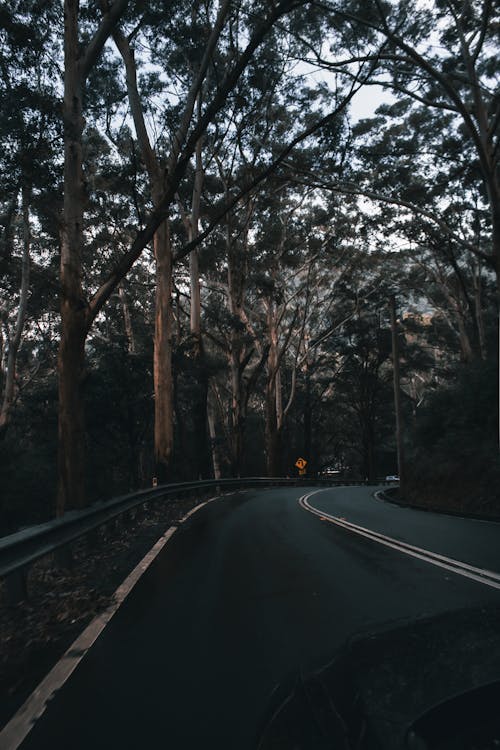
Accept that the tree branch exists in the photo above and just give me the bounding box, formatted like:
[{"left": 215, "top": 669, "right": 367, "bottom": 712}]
[{"left": 80, "top": 0, "right": 129, "bottom": 82}]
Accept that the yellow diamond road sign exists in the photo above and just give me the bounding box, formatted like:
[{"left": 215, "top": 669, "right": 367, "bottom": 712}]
[{"left": 295, "top": 457, "right": 307, "bottom": 470}]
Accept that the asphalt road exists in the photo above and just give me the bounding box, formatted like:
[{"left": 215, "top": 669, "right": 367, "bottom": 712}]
[{"left": 14, "top": 486, "right": 500, "bottom": 749}]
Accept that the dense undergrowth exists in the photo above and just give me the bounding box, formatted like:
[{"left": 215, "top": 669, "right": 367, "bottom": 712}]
[{"left": 405, "top": 358, "right": 500, "bottom": 518}]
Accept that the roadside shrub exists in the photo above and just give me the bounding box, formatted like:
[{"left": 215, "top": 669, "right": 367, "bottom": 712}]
[{"left": 406, "top": 358, "right": 500, "bottom": 517}]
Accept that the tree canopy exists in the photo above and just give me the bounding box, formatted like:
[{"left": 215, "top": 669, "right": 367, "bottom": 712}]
[{"left": 0, "top": 0, "right": 499, "bottom": 530}]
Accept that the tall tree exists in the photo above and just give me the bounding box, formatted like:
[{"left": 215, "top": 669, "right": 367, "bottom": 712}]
[{"left": 57, "top": 0, "right": 316, "bottom": 510}]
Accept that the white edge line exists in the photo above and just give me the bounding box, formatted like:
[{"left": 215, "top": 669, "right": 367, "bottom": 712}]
[
  {"left": 303, "top": 491, "right": 500, "bottom": 581},
  {"left": 0, "top": 494, "right": 224, "bottom": 750},
  {"left": 337, "top": 496, "right": 500, "bottom": 581},
  {"left": 299, "top": 489, "right": 500, "bottom": 592}
]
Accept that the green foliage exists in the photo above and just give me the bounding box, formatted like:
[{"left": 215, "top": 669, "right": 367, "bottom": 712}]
[
  {"left": 0, "top": 373, "right": 58, "bottom": 534},
  {"left": 407, "top": 358, "right": 500, "bottom": 515}
]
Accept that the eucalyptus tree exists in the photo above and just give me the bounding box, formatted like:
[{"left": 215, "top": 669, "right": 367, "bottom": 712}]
[
  {"left": 398, "top": 220, "right": 496, "bottom": 363},
  {"left": 306, "top": 0, "right": 499, "bottom": 284},
  {"left": 178, "top": 17, "right": 346, "bottom": 476},
  {"left": 57, "top": 0, "right": 327, "bottom": 511}
]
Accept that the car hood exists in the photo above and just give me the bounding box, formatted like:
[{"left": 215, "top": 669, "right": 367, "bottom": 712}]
[{"left": 257, "top": 603, "right": 500, "bottom": 749}]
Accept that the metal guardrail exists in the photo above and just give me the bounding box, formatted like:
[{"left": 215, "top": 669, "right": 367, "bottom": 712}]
[{"left": 0, "top": 477, "right": 391, "bottom": 603}]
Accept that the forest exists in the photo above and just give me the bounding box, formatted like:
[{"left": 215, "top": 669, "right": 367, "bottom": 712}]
[{"left": 1, "top": 0, "right": 499, "bottom": 533}]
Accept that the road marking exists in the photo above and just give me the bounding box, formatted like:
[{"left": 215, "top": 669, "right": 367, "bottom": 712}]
[
  {"left": 299, "top": 489, "right": 500, "bottom": 591},
  {"left": 0, "top": 495, "right": 223, "bottom": 750}
]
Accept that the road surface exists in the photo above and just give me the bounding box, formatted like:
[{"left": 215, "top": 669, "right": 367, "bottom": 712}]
[{"left": 9, "top": 485, "right": 500, "bottom": 749}]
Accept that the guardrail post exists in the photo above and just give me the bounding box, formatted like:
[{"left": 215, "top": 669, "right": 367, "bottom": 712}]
[{"left": 5, "top": 568, "right": 28, "bottom": 604}]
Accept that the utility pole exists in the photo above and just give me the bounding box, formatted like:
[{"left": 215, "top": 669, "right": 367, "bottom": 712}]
[{"left": 389, "top": 293, "right": 405, "bottom": 485}]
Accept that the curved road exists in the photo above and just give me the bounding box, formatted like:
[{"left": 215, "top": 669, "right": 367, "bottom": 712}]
[{"left": 9, "top": 486, "right": 500, "bottom": 748}]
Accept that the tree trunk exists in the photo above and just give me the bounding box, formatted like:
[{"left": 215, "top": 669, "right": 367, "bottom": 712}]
[
  {"left": 189, "top": 133, "right": 203, "bottom": 338},
  {"left": 114, "top": 31, "right": 176, "bottom": 484},
  {"left": 456, "top": 311, "right": 474, "bottom": 363},
  {"left": 118, "top": 283, "right": 136, "bottom": 354},
  {"left": 265, "top": 304, "right": 281, "bottom": 476},
  {"left": 360, "top": 413, "right": 375, "bottom": 480},
  {"left": 0, "top": 186, "right": 31, "bottom": 440},
  {"left": 0, "top": 189, "right": 18, "bottom": 261},
  {"left": 226, "top": 212, "right": 247, "bottom": 476},
  {"left": 389, "top": 294, "right": 405, "bottom": 486},
  {"left": 207, "top": 386, "right": 222, "bottom": 479},
  {"left": 57, "top": 315, "right": 86, "bottom": 514},
  {"left": 473, "top": 261, "right": 487, "bottom": 360},
  {"left": 57, "top": 0, "right": 129, "bottom": 514},
  {"left": 303, "top": 359, "right": 312, "bottom": 463},
  {"left": 229, "top": 337, "right": 244, "bottom": 476},
  {"left": 265, "top": 380, "right": 280, "bottom": 477},
  {"left": 153, "top": 219, "right": 174, "bottom": 482},
  {"left": 187, "top": 132, "right": 210, "bottom": 479},
  {"left": 58, "top": 0, "right": 86, "bottom": 513}
]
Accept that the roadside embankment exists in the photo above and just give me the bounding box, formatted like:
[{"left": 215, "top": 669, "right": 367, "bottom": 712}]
[{"left": 380, "top": 476, "right": 500, "bottom": 522}]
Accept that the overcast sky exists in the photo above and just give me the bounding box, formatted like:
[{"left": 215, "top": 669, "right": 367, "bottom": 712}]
[{"left": 349, "top": 83, "right": 396, "bottom": 122}]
